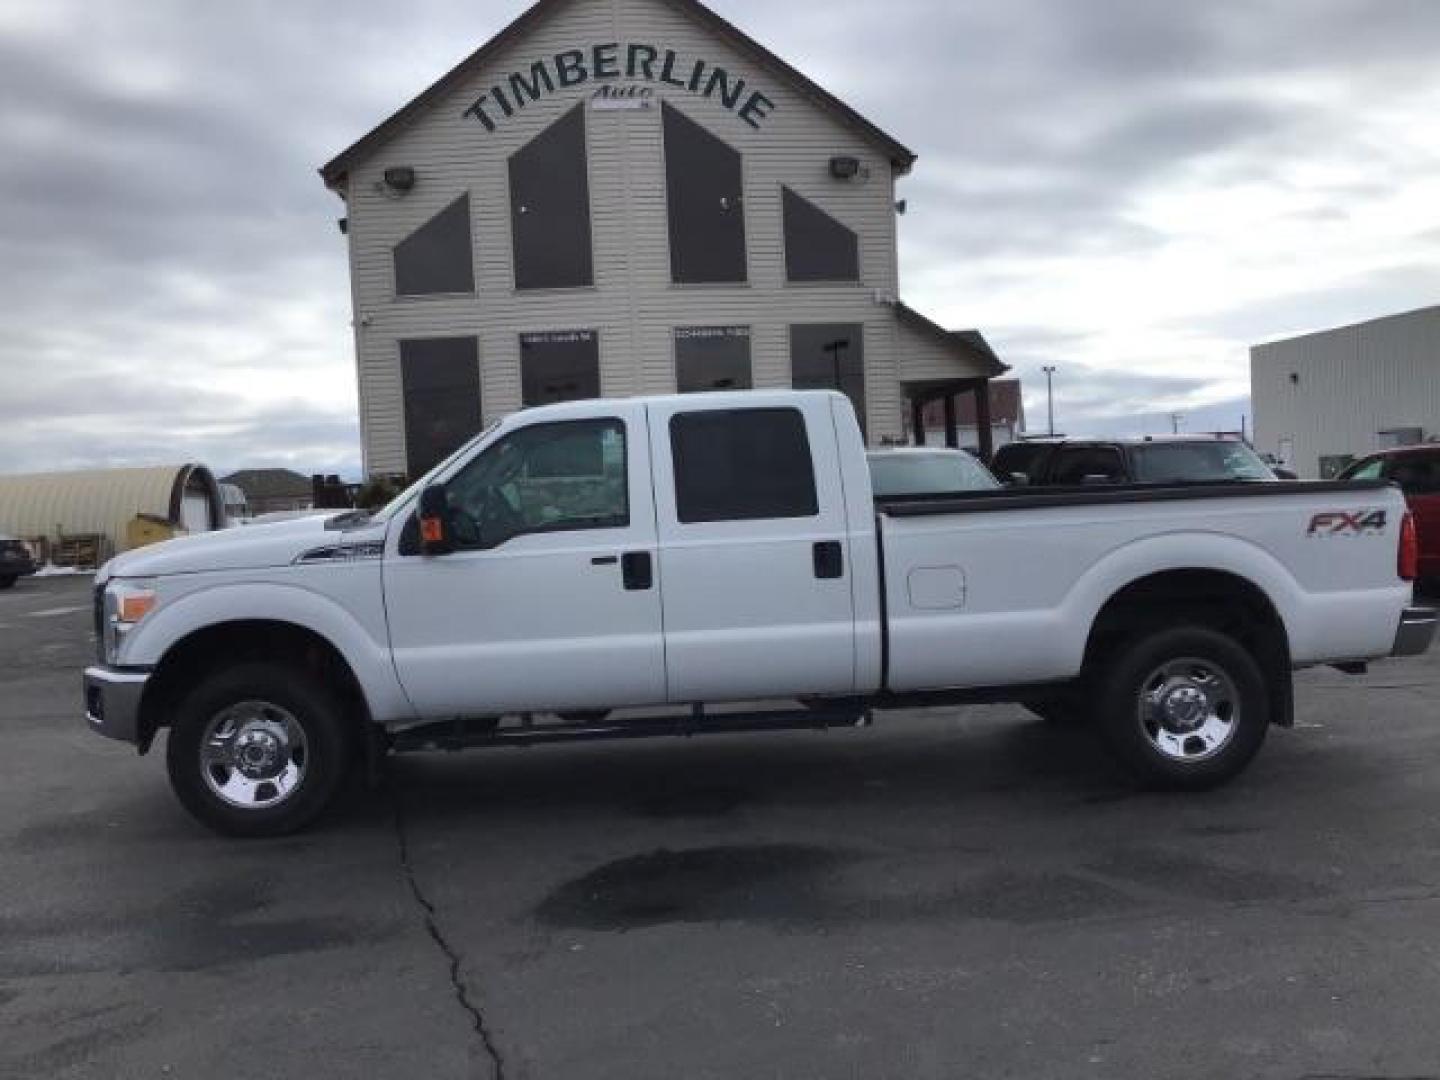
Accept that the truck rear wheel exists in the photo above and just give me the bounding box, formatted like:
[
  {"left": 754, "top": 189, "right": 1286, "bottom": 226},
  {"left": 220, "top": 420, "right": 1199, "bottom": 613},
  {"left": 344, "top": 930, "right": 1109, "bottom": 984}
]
[
  {"left": 165, "top": 663, "right": 350, "bottom": 837},
  {"left": 1095, "top": 625, "right": 1268, "bottom": 790}
]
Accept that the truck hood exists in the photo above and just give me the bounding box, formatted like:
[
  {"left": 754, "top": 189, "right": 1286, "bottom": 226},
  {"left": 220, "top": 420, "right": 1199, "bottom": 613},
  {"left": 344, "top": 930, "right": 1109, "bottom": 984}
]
[{"left": 98, "top": 514, "right": 388, "bottom": 581}]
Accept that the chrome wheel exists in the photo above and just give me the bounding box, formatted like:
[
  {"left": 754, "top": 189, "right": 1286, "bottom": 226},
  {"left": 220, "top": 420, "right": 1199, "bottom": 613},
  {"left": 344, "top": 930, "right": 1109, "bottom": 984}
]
[
  {"left": 199, "top": 701, "right": 308, "bottom": 810},
  {"left": 1136, "top": 657, "right": 1239, "bottom": 763}
]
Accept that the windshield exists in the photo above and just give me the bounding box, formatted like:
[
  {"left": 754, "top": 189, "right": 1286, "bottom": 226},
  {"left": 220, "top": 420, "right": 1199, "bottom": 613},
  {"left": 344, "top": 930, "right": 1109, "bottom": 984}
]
[
  {"left": 374, "top": 422, "right": 502, "bottom": 521},
  {"left": 1130, "top": 441, "right": 1275, "bottom": 483},
  {"left": 868, "top": 451, "right": 1000, "bottom": 497}
]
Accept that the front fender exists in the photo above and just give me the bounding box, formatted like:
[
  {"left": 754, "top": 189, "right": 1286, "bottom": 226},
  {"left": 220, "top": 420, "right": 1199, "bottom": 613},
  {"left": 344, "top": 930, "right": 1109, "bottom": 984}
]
[{"left": 122, "top": 580, "right": 415, "bottom": 724}]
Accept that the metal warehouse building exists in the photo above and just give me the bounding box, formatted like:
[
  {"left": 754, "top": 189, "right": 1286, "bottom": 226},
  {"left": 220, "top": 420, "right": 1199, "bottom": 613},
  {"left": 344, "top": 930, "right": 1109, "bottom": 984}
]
[
  {"left": 0, "top": 465, "right": 225, "bottom": 558},
  {"left": 1251, "top": 305, "right": 1440, "bottom": 478},
  {"left": 320, "top": 0, "right": 1005, "bottom": 480}
]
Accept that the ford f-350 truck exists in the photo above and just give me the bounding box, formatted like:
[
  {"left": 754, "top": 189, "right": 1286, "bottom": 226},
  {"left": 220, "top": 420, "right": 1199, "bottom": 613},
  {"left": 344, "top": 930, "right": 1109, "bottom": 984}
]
[{"left": 83, "top": 391, "right": 1436, "bottom": 835}]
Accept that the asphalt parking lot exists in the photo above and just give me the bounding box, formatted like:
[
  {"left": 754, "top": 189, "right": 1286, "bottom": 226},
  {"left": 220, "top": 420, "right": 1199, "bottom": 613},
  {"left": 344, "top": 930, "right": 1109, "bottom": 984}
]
[{"left": 3, "top": 575, "right": 1440, "bottom": 1079}]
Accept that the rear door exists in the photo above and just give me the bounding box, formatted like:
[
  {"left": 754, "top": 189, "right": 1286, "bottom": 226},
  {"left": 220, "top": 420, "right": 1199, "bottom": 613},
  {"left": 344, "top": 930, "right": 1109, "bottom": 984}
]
[{"left": 647, "top": 396, "right": 858, "bottom": 702}]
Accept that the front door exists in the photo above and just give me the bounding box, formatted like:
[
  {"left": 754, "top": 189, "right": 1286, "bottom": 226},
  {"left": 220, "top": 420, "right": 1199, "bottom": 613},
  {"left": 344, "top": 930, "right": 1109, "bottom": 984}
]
[
  {"left": 646, "top": 394, "right": 858, "bottom": 702},
  {"left": 384, "top": 403, "right": 666, "bottom": 718}
]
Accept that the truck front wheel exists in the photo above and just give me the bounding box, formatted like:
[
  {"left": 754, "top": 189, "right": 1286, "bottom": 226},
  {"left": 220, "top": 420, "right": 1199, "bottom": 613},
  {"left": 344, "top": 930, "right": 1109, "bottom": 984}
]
[
  {"left": 1095, "top": 625, "right": 1268, "bottom": 790},
  {"left": 165, "top": 663, "right": 350, "bottom": 837}
]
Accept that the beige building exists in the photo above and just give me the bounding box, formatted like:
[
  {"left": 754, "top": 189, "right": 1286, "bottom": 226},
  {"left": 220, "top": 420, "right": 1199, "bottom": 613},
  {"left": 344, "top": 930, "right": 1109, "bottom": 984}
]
[
  {"left": 321, "top": 0, "right": 1004, "bottom": 479},
  {"left": 1251, "top": 305, "right": 1440, "bottom": 478}
]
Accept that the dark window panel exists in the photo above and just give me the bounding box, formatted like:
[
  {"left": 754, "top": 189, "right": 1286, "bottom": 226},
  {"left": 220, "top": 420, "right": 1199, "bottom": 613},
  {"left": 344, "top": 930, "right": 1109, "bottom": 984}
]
[
  {"left": 394, "top": 194, "right": 475, "bottom": 296},
  {"left": 789, "top": 323, "right": 866, "bottom": 438},
  {"left": 400, "top": 337, "right": 482, "bottom": 478},
  {"left": 662, "top": 103, "right": 746, "bottom": 283},
  {"left": 509, "top": 105, "right": 595, "bottom": 289},
  {"left": 782, "top": 187, "right": 859, "bottom": 282},
  {"left": 670, "top": 408, "right": 818, "bottom": 523},
  {"left": 520, "top": 330, "right": 601, "bottom": 406},
  {"left": 675, "top": 326, "right": 752, "bottom": 393}
]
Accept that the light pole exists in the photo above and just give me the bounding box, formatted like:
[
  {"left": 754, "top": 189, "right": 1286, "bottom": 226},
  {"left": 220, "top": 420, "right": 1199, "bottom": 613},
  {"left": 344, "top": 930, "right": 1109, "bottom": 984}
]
[
  {"left": 1041, "top": 366, "right": 1057, "bottom": 436},
  {"left": 1170, "top": 412, "right": 1183, "bottom": 434}
]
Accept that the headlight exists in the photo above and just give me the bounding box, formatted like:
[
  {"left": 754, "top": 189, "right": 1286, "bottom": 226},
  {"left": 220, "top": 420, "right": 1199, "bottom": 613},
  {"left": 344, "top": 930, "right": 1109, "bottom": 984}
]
[{"left": 103, "top": 579, "right": 158, "bottom": 664}]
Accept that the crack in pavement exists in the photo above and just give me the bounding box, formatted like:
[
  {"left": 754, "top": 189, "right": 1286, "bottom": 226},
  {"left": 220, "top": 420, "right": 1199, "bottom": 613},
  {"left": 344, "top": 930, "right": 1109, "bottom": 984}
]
[{"left": 391, "top": 785, "right": 507, "bottom": 1080}]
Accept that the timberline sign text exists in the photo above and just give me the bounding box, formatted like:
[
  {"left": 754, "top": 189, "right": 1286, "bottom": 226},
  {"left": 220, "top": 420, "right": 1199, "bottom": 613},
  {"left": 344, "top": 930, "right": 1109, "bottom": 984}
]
[{"left": 462, "top": 43, "right": 776, "bottom": 132}]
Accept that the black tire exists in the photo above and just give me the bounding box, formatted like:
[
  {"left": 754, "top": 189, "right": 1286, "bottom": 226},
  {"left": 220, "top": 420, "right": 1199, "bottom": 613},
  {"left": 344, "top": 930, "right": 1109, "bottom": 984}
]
[
  {"left": 165, "top": 663, "right": 351, "bottom": 837},
  {"left": 0, "top": 576, "right": 16, "bottom": 590},
  {"left": 1094, "top": 625, "right": 1268, "bottom": 790}
]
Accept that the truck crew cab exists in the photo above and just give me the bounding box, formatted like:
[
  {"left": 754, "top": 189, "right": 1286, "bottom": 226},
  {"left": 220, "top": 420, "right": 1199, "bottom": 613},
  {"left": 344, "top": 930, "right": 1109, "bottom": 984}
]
[{"left": 84, "top": 392, "right": 1435, "bottom": 835}]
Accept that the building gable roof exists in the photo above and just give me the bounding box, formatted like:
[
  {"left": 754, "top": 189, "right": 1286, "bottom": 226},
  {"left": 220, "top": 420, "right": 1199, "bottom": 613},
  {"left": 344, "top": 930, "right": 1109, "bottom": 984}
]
[
  {"left": 893, "top": 302, "right": 1009, "bottom": 379},
  {"left": 320, "top": 0, "right": 916, "bottom": 190}
]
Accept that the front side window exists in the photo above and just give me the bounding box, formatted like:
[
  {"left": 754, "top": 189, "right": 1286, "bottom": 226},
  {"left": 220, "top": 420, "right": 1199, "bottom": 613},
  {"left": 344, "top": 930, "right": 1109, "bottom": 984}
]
[
  {"left": 1129, "top": 441, "right": 1275, "bottom": 483},
  {"left": 670, "top": 408, "right": 818, "bottom": 523},
  {"left": 1342, "top": 457, "right": 1385, "bottom": 481},
  {"left": 394, "top": 194, "right": 475, "bottom": 296},
  {"left": 663, "top": 103, "right": 746, "bottom": 283},
  {"left": 675, "top": 326, "right": 752, "bottom": 392},
  {"left": 783, "top": 187, "right": 859, "bottom": 282},
  {"left": 445, "top": 419, "right": 628, "bottom": 548},
  {"left": 509, "top": 105, "right": 595, "bottom": 289},
  {"left": 790, "top": 323, "right": 866, "bottom": 438},
  {"left": 520, "top": 330, "right": 600, "bottom": 406},
  {"left": 400, "top": 337, "right": 483, "bottom": 478}
]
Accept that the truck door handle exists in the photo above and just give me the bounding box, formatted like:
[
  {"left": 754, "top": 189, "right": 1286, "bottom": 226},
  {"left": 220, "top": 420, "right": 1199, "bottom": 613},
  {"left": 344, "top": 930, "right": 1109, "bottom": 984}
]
[
  {"left": 621, "top": 551, "right": 653, "bottom": 590},
  {"left": 813, "top": 541, "right": 844, "bottom": 579},
  {"left": 590, "top": 555, "right": 618, "bottom": 566}
]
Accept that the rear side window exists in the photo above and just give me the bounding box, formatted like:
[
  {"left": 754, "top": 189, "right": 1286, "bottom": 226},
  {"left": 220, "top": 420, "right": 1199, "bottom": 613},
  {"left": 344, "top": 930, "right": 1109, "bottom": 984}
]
[
  {"left": 992, "top": 442, "right": 1046, "bottom": 478},
  {"left": 670, "top": 408, "right": 818, "bottom": 523},
  {"left": 1051, "top": 446, "right": 1125, "bottom": 485}
]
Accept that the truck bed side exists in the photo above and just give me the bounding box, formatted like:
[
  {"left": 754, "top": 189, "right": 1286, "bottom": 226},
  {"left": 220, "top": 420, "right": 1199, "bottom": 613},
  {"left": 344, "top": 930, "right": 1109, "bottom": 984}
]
[{"left": 877, "top": 480, "right": 1410, "bottom": 693}]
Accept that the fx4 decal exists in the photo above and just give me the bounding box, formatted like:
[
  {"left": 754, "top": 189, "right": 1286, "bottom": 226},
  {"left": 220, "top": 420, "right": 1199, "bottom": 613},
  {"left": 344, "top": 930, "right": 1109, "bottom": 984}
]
[{"left": 1307, "top": 509, "right": 1388, "bottom": 536}]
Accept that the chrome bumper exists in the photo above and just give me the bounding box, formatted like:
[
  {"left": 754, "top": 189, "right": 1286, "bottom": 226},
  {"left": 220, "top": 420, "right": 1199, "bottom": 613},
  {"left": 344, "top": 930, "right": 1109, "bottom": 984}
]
[
  {"left": 1392, "top": 607, "right": 1438, "bottom": 658},
  {"left": 83, "top": 666, "right": 150, "bottom": 744}
]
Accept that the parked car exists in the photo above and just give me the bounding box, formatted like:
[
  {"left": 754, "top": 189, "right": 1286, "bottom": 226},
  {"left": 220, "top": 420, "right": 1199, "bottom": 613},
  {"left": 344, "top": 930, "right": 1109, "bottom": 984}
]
[
  {"left": 993, "top": 435, "right": 1279, "bottom": 487},
  {"left": 866, "top": 447, "right": 1000, "bottom": 498},
  {"left": 83, "top": 390, "right": 1433, "bottom": 836},
  {"left": 1340, "top": 446, "right": 1440, "bottom": 586},
  {"left": 0, "top": 533, "right": 37, "bottom": 589}
]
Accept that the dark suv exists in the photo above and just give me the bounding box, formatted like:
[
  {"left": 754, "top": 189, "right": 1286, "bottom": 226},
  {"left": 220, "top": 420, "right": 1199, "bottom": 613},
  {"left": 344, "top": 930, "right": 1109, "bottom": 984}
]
[
  {"left": 992, "top": 436, "right": 1279, "bottom": 487},
  {"left": 0, "top": 533, "right": 37, "bottom": 589}
]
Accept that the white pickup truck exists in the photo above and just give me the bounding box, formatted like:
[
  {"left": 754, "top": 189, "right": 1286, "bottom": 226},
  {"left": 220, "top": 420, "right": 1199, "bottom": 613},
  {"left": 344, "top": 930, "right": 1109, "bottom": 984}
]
[{"left": 84, "top": 391, "right": 1436, "bottom": 835}]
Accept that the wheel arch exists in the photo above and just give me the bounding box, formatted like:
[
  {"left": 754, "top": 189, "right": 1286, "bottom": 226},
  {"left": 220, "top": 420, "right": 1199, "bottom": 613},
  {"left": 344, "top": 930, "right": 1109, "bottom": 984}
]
[
  {"left": 137, "top": 619, "right": 374, "bottom": 752},
  {"left": 1082, "top": 568, "right": 1294, "bottom": 727}
]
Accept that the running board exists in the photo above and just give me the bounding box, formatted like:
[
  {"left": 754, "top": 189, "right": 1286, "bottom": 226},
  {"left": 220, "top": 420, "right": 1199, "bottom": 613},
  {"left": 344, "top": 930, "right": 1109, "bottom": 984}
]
[{"left": 389, "top": 704, "right": 873, "bottom": 754}]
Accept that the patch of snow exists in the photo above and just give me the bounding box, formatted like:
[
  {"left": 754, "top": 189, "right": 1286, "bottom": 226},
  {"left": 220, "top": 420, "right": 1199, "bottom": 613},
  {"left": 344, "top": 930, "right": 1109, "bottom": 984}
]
[{"left": 33, "top": 564, "right": 88, "bottom": 577}]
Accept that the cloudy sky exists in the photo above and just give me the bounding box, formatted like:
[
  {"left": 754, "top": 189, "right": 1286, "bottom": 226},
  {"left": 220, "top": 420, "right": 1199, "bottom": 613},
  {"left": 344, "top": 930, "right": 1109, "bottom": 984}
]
[{"left": 3, "top": 0, "right": 1439, "bottom": 476}]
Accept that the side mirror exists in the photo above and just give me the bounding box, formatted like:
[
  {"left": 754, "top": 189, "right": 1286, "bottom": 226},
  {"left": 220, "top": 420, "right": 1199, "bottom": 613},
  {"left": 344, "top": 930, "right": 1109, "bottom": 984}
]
[
  {"left": 1007, "top": 472, "right": 1031, "bottom": 487},
  {"left": 417, "top": 484, "right": 453, "bottom": 556},
  {"left": 1273, "top": 467, "right": 1297, "bottom": 481}
]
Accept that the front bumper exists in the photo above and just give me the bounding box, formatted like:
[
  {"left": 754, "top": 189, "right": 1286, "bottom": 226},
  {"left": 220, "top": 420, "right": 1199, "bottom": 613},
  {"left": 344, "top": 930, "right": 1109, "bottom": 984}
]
[
  {"left": 83, "top": 666, "right": 151, "bottom": 744},
  {"left": 1392, "top": 607, "right": 1438, "bottom": 658}
]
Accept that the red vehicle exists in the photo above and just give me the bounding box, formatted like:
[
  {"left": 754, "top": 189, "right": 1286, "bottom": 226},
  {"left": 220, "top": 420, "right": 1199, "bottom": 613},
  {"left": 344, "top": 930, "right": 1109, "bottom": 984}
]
[{"left": 1340, "top": 446, "right": 1440, "bottom": 587}]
